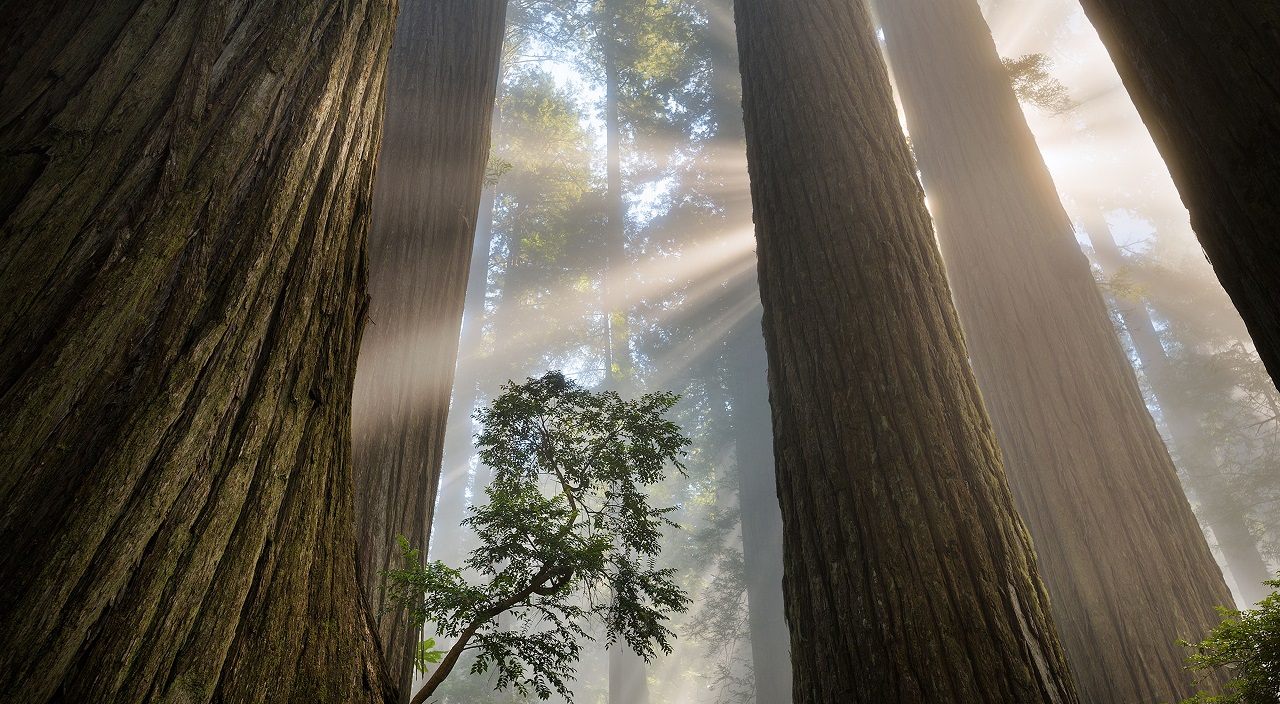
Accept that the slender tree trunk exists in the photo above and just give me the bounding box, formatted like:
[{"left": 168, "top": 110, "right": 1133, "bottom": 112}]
[
  {"left": 701, "top": 2, "right": 792, "bottom": 698},
  {"left": 432, "top": 183, "right": 498, "bottom": 567},
  {"left": 350, "top": 1, "right": 508, "bottom": 696},
  {"left": 873, "top": 1, "right": 1234, "bottom": 700},
  {"left": 1084, "top": 212, "right": 1273, "bottom": 606},
  {"left": 1070, "top": 0, "right": 1280, "bottom": 392},
  {"left": 725, "top": 317, "right": 792, "bottom": 704},
  {"left": 596, "top": 4, "right": 650, "bottom": 702},
  {"left": 733, "top": 0, "right": 1078, "bottom": 701},
  {"left": 0, "top": 1, "right": 398, "bottom": 702},
  {"left": 601, "top": 15, "right": 630, "bottom": 386}
]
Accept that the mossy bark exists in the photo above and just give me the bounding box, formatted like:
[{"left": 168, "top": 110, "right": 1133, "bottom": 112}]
[
  {"left": 733, "top": 0, "right": 1079, "bottom": 701},
  {"left": 1071, "top": 0, "right": 1280, "bottom": 393},
  {"left": 0, "top": 1, "right": 398, "bottom": 702},
  {"left": 349, "top": 0, "right": 509, "bottom": 697},
  {"left": 873, "top": 1, "right": 1236, "bottom": 700}
]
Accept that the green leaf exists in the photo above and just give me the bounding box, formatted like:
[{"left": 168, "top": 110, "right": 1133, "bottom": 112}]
[
  {"left": 382, "top": 370, "right": 691, "bottom": 700},
  {"left": 415, "top": 638, "right": 447, "bottom": 674}
]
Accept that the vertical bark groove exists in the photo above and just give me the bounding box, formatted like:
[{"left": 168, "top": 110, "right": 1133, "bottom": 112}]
[
  {"left": 873, "top": 1, "right": 1235, "bottom": 700},
  {"left": 0, "top": 1, "right": 399, "bottom": 702},
  {"left": 733, "top": 0, "right": 1078, "bottom": 701},
  {"left": 350, "top": 0, "right": 509, "bottom": 696}
]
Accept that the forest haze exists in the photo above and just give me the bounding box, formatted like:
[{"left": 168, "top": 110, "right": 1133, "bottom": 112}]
[{"left": 0, "top": 1, "right": 1276, "bottom": 703}]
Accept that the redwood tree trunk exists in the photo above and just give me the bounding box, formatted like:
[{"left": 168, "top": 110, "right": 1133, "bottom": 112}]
[
  {"left": 733, "top": 0, "right": 1078, "bottom": 701},
  {"left": 597, "top": 3, "right": 650, "bottom": 701},
  {"left": 0, "top": 1, "right": 398, "bottom": 702},
  {"left": 432, "top": 183, "right": 499, "bottom": 568},
  {"left": 350, "top": 0, "right": 508, "bottom": 696},
  {"left": 725, "top": 318, "right": 793, "bottom": 704},
  {"left": 873, "top": 0, "right": 1235, "bottom": 700},
  {"left": 1071, "top": 0, "right": 1280, "bottom": 391},
  {"left": 702, "top": 1, "right": 791, "bottom": 695},
  {"left": 1084, "top": 212, "right": 1272, "bottom": 607}
]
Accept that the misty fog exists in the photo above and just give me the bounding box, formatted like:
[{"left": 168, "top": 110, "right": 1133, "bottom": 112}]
[{"left": 358, "top": 0, "right": 1280, "bottom": 702}]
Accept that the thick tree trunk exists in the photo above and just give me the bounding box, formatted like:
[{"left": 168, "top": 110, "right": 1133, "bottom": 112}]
[
  {"left": 1084, "top": 212, "right": 1273, "bottom": 607},
  {"left": 1070, "top": 0, "right": 1280, "bottom": 392},
  {"left": 873, "top": 1, "right": 1235, "bottom": 700},
  {"left": 733, "top": 0, "right": 1078, "bottom": 702},
  {"left": 0, "top": 1, "right": 398, "bottom": 702},
  {"left": 350, "top": 0, "right": 508, "bottom": 697}
]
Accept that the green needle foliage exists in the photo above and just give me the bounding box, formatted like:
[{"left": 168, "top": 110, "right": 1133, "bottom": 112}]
[
  {"left": 384, "top": 371, "right": 692, "bottom": 703},
  {"left": 1180, "top": 578, "right": 1280, "bottom": 704}
]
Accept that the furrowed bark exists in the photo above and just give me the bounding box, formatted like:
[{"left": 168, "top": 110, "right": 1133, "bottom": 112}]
[
  {"left": 0, "top": 1, "right": 398, "bottom": 702},
  {"left": 733, "top": 0, "right": 1079, "bottom": 701},
  {"left": 873, "top": 0, "right": 1236, "bottom": 699},
  {"left": 1071, "top": 0, "right": 1280, "bottom": 393},
  {"left": 350, "top": 0, "right": 508, "bottom": 696}
]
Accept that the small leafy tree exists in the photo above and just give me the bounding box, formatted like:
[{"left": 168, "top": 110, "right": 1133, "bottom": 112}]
[
  {"left": 385, "top": 371, "right": 692, "bottom": 704},
  {"left": 1180, "top": 578, "right": 1280, "bottom": 704}
]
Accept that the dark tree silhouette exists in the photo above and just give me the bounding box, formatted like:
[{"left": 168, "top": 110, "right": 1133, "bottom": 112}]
[{"left": 1073, "top": 0, "right": 1280, "bottom": 392}]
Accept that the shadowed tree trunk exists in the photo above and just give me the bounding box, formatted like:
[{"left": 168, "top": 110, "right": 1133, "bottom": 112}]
[
  {"left": 1071, "top": 0, "right": 1280, "bottom": 392},
  {"left": 350, "top": 0, "right": 508, "bottom": 697},
  {"left": 1083, "top": 211, "right": 1273, "bottom": 607},
  {"left": 733, "top": 0, "right": 1079, "bottom": 701},
  {"left": 873, "top": 1, "right": 1235, "bottom": 700},
  {"left": 701, "top": 1, "right": 792, "bottom": 697},
  {"left": 0, "top": 1, "right": 399, "bottom": 702}
]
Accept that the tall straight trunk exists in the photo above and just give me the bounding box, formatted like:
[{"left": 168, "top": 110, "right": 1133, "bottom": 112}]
[
  {"left": 432, "top": 183, "right": 498, "bottom": 567},
  {"left": 0, "top": 2, "right": 398, "bottom": 702},
  {"left": 1083, "top": 212, "right": 1273, "bottom": 606},
  {"left": 601, "top": 15, "right": 630, "bottom": 385},
  {"left": 725, "top": 317, "right": 792, "bottom": 704},
  {"left": 733, "top": 0, "right": 1078, "bottom": 702},
  {"left": 1071, "top": 0, "right": 1280, "bottom": 392},
  {"left": 873, "top": 1, "right": 1234, "bottom": 700},
  {"left": 602, "top": 68, "right": 652, "bottom": 704},
  {"left": 701, "top": 1, "right": 791, "bottom": 698},
  {"left": 350, "top": 0, "right": 508, "bottom": 696},
  {"left": 596, "top": 4, "right": 650, "bottom": 703}
]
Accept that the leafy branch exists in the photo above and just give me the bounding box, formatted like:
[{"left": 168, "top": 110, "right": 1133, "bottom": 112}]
[{"left": 383, "top": 371, "right": 692, "bottom": 703}]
